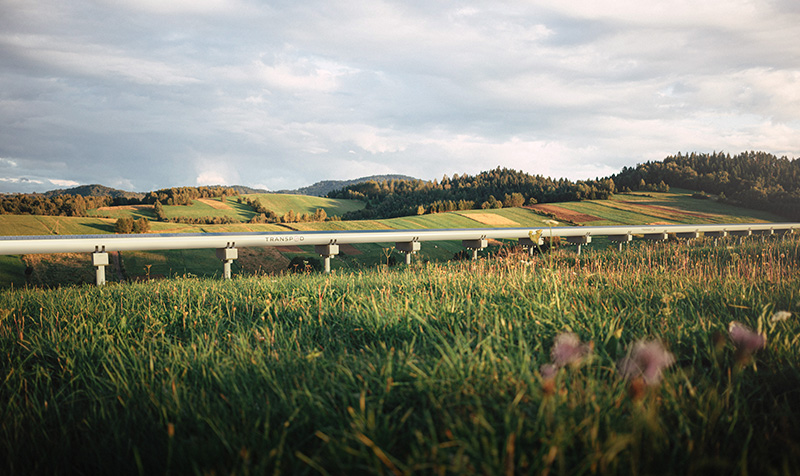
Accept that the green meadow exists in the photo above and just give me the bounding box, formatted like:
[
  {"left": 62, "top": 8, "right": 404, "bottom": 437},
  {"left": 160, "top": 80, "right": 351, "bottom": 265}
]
[
  {"left": 0, "top": 191, "right": 794, "bottom": 286},
  {"left": 1, "top": 237, "right": 798, "bottom": 474},
  {"left": 244, "top": 193, "right": 366, "bottom": 217}
]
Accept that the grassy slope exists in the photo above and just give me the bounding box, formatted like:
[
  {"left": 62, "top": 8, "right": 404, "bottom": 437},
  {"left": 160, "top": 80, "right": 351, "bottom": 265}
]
[
  {"left": 551, "top": 190, "right": 784, "bottom": 226},
  {"left": 88, "top": 195, "right": 365, "bottom": 222},
  {"left": 244, "top": 193, "right": 365, "bottom": 217},
  {"left": 0, "top": 192, "right": 794, "bottom": 284},
  {"left": 1, "top": 239, "right": 799, "bottom": 474}
]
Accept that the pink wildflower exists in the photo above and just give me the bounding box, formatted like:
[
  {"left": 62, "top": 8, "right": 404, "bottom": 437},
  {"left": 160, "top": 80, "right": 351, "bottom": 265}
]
[
  {"left": 618, "top": 339, "right": 675, "bottom": 385},
  {"left": 539, "top": 363, "right": 558, "bottom": 380},
  {"left": 728, "top": 321, "right": 766, "bottom": 353},
  {"left": 550, "top": 332, "right": 592, "bottom": 368}
]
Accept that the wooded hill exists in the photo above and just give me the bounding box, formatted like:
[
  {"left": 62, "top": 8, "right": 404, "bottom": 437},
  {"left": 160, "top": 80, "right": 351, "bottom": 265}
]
[
  {"left": 326, "top": 151, "right": 798, "bottom": 221},
  {"left": 327, "top": 169, "right": 616, "bottom": 219},
  {"left": 611, "top": 151, "right": 800, "bottom": 220}
]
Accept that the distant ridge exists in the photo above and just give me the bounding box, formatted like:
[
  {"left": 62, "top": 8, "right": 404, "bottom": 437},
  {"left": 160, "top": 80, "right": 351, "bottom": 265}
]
[
  {"left": 43, "top": 184, "right": 144, "bottom": 200},
  {"left": 280, "top": 174, "right": 420, "bottom": 197},
  {"left": 204, "top": 185, "right": 269, "bottom": 194}
]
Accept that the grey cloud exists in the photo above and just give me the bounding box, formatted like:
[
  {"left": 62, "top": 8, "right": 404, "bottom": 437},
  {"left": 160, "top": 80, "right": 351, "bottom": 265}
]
[{"left": 0, "top": 0, "right": 799, "bottom": 194}]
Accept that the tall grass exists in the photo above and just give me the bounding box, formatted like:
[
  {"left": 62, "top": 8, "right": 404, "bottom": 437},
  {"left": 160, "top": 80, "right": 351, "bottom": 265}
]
[{"left": 1, "top": 237, "right": 799, "bottom": 474}]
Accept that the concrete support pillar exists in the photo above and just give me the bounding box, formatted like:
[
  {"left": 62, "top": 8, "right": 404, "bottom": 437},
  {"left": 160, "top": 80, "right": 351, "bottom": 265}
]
[
  {"left": 676, "top": 231, "right": 700, "bottom": 241},
  {"left": 315, "top": 244, "right": 339, "bottom": 274},
  {"left": 462, "top": 239, "right": 488, "bottom": 261},
  {"left": 396, "top": 241, "right": 421, "bottom": 266},
  {"left": 729, "top": 229, "right": 751, "bottom": 245},
  {"left": 565, "top": 235, "right": 591, "bottom": 256},
  {"left": 705, "top": 230, "right": 726, "bottom": 246},
  {"left": 519, "top": 236, "right": 543, "bottom": 256},
  {"left": 216, "top": 247, "right": 238, "bottom": 280},
  {"left": 643, "top": 232, "right": 668, "bottom": 242},
  {"left": 92, "top": 252, "right": 109, "bottom": 286},
  {"left": 609, "top": 234, "right": 632, "bottom": 252},
  {"left": 753, "top": 229, "right": 773, "bottom": 243}
]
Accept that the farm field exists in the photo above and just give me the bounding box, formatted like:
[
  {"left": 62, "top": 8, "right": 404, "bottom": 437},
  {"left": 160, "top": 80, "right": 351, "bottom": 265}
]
[
  {"left": 0, "top": 191, "right": 794, "bottom": 286},
  {"left": 530, "top": 190, "right": 784, "bottom": 226},
  {"left": 1, "top": 238, "right": 798, "bottom": 474},
  {"left": 88, "top": 194, "right": 365, "bottom": 222},
  {"left": 244, "top": 193, "right": 365, "bottom": 217}
]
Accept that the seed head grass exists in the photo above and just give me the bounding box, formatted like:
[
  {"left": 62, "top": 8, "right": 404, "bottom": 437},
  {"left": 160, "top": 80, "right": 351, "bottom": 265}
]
[{"left": 1, "top": 237, "right": 799, "bottom": 474}]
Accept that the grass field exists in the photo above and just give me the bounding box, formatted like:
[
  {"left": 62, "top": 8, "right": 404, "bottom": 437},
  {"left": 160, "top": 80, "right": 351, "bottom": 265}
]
[
  {"left": 1, "top": 238, "right": 798, "bottom": 474},
  {"left": 535, "top": 189, "right": 785, "bottom": 226},
  {"left": 0, "top": 191, "right": 794, "bottom": 285},
  {"left": 244, "top": 193, "right": 365, "bottom": 217},
  {"left": 87, "top": 195, "right": 365, "bottom": 222}
]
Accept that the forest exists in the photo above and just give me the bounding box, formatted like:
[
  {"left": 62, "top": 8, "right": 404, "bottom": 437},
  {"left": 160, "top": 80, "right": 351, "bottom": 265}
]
[
  {"left": 327, "top": 168, "right": 617, "bottom": 219},
  {"left": 612, "top": 151, "right": 800, "bottom": 220}
]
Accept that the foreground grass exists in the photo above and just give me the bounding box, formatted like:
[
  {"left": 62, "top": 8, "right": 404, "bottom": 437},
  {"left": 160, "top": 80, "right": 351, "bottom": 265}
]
[{"left": 1, "top": 238, "right": 799, "bottom": 474}]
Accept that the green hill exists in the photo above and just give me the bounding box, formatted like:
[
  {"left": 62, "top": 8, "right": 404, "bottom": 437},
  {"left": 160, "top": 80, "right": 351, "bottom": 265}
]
[{"left": 0, "top": 190, "right": 792, "bottom": 287}]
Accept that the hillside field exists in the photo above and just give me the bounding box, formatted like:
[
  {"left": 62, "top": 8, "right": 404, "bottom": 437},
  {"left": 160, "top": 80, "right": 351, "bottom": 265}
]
[
  {"left": 0, "top": 191, "right": 792, "bottom": 286},
  {"left": 1, "top": 237, "right": 798, "bottom": 474}
]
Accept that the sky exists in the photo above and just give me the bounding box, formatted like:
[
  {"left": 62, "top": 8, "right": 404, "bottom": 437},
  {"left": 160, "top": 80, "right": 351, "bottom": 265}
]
[{"left": 1, "top": 0, "right": 799, "bottom": 194}]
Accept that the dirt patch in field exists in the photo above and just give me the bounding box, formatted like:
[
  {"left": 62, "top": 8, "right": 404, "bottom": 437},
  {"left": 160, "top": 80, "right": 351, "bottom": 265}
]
[
  {"left": 525, "top": 204, "right": 601, "bottom": 223},
  {"left": 96, "top": 204, "right": 153, "bottom": 212},
  {"left": 237, "top": 247, "right": 290, "bottom": 275},
  {"left": 197, "top": 198, "right": 233, "bottom": 210},
  {"left": 648, "top": 221, "right": 675, "bottom": 225},
  {"left": 620, "top": 201, "right": 716, "bottom": 219},
  {"left": 458, "top": 213, "right": 519, "bottom": 226}
]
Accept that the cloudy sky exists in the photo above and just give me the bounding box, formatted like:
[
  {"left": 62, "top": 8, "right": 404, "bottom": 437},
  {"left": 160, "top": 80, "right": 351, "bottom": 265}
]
[{"left": 1, "top": 0, "right": 799, "bottom": 193}]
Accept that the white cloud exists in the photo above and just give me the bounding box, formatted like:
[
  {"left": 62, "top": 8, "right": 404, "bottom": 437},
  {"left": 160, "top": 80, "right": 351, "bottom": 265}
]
[
  {"left": 0, "top": 0, "right": 798, "bottom": 193},
  {"left": 0, "top": 177, "right": 43, "bottom": 184},
  {"left": 49, "top": 179, "right": 79, "bottom": 187}
]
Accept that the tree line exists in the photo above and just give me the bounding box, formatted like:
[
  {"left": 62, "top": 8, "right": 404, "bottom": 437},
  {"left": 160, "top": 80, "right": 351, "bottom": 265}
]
[
  {"left": 0, "top": 194, "right": 112, "bottom": 216},
  {"left": 327, "top": 167, "right": 616, "bottom": 220},
  {"left": 611, "top": 151, "right": 800, "bottom": 220}
]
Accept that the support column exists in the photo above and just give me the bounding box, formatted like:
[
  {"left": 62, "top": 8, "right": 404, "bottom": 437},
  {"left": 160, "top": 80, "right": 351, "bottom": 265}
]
[
  {"left": 565, "top": 235, "right": 591, "bottom": 256},
  {"left": 729, "top": 229, "right": 751, "bottom": 245},
  {"left": 462, "top": 239, "right": 487, "bottom": 261},
  {"left": 704, "top": 230, "right": 727, "bottom": 246},
  {"left": 609, "top": 233, "right": 632, "bottom": 252},
  {"left": 216, "top": 247, "right": 238, "bottom": 280},
  {"left": 315, "top": 244, "right": 339, "bottom": 273},
  {"left": 519, "top": 236, "right": 543, "bottom": 256},
  {"left": 643, "top": 232, "right": 668, "bottom": 242},
  {"left": 396, "top": 241, "right": 421, "bottom": 266},
  {"left": 752, "top": 229, "right": 773, "bottom": 243},
  {"left": 676, "top": 231, "right": 700, "bottom": 243},
  {"left": 92, "top": 252, "right": 109, "bottom": 286}
]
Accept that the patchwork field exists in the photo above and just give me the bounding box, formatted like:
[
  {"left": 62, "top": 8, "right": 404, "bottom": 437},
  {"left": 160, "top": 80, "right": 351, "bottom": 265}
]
[
  {"left": 244, "top": 193, "right": 365, "bottom": 217},
  {"left": 0, "top": 190, "right": 793, "bottom": 286}
]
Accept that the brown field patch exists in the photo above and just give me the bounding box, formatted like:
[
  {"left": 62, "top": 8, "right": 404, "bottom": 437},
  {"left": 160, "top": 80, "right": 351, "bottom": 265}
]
[
  {"left": 237, "top": 247, "right": 290, "bottom": 275},
  {"left": 619, "top": 201, "right": 716, "bottom": 219},
  {"left": 197, "top": 198, "right": 232, "bottom": 210},
  {"left": 458, "top": 213, "right": 519, "bottom": 226},
  {"left": 96, "top": 204, "right": 153, "bottom": 212},
  {"left": 525, "top": 204, "right": 601, "bottom": 223},
  {"left": 648, "top": 221, "right": 675, "bottom": 225}
]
